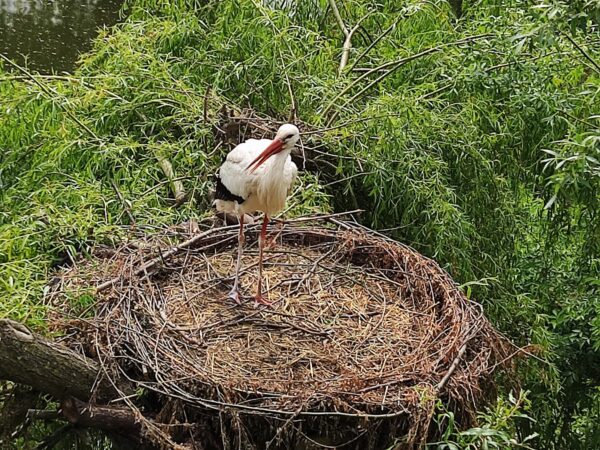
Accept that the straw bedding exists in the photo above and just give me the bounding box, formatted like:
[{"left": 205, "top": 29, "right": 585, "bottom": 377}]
[{"left": 48, "top": 216, "right": 512, "bottom": 449}]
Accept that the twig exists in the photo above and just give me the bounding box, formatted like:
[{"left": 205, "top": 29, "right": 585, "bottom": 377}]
[
  {"left": 277, "top": 209, "right": 363, "bottom": 223},
  {"left": 285, "top": 71, "right": 297, "bottom": 123},
  {"left": 339, "top": 15, "right": 370, "bottom": 74},
  {"left": 561, "top": 31, "right": 600, "bottom": 74},
  {"left": 348, "top": 20, "right": 397, "bottom": 72},
  {"left": 436, "top": 343, "right": 468, "bottom": 391},
  {"left": 418, "top": 82, "right": 454, "bottom": 100},
  {"left": 558, "top": 109, "right": 597, "bottom": 129},
  {"left": 323, "top": 34, "right": 492, "bottom": 121},
  {"left": 0, "top": 74, "right": 95, "bottom": 88},
  {"left": 347, "top": 2, "right": 427, "bottom": 72},
  {"left": 300, "top": 112, "right": 409, "bottom": 135},
  {"left": 324, "top": 170, "right": 377, "bottom": 187},
  {"left": 140, "top": 176, "right": 196, "bottom": 197},
  {"left": 265, "top": 406, "right": 303, "bottom": 449},
  {"left": 111, "top": 181, "right": 136, "bottom": 226},
  {"left": 328, "top": 0, "right": 369, "bottom": 74},
  {"left": 203, "top": 86, "right": 211, "bottom": 123}
]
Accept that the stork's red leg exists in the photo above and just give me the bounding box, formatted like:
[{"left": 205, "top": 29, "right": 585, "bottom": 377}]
[
  {"left": 254, "top": 215, "right": 272, "bottom": 306},
  {"left": 228, "top": 215, "right": 244, "bottom": 305}
]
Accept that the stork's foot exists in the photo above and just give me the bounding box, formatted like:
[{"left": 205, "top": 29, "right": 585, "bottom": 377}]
[
  {"left": 253, "top": 295, "right": 273, "bottom": 308},
  {"left": 228, "top": 288, "right": 243, "bottom": 305}
]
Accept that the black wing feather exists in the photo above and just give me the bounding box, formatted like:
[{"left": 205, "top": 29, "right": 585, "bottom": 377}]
[{"left": 214, "top": 175, "right": 245, "bottom": 204}]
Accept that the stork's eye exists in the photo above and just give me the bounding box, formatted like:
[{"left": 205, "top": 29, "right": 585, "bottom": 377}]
[{"left": 283, "top": 133, "right": 294, "bottom": 142}]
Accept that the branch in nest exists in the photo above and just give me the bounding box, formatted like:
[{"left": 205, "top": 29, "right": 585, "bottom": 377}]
[
  {"left": 436, "top": 342, "right": 468, "bottom": 392},
  {"left": 95, "top": 225, "right": 236, "bottom": 293}
]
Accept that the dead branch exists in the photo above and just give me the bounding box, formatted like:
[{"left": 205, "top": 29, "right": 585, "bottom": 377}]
[
  {"left": 95, "top": 225, "right": 236, "bottom": 293},
  {"left": 60, "top": 397, "right": 143, "bottom": 434},
  {"left": 436, "top": 343, "right": 468, "bottom": 392},
  {"left": 157, "top": 156, "right": 187, "bottom": 206}
]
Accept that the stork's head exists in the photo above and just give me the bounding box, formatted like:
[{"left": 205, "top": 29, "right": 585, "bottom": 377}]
[{"left": 247, "top": 124, "right": 299, "bottom": 172}]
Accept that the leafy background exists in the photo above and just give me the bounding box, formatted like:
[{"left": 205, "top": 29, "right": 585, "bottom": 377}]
[{"left": 0, "top": 0, "right": 599, "bottom": 448}]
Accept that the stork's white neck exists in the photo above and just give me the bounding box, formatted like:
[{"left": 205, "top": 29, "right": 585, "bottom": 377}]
[
  {"left": 256, "top": 148, "right": 292, "bottom": 216},
  {"left": 268, "top": 147, "right": 291, "bottom": 171}
]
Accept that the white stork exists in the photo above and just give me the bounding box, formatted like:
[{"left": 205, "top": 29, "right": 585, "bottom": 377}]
[{"left": 214, "top": 124, "right": 299, "bottom": 306}]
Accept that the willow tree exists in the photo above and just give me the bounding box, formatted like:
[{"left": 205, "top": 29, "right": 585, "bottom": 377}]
[{"left": 0, "top": 0, "right": 599, "bottom": 448}]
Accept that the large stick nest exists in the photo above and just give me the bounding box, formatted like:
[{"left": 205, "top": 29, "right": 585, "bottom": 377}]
[{"left": 49, "top": 216, "right": 512, "bottom": 449}]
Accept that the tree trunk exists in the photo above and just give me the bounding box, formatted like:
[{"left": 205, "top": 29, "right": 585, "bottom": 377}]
[
  {"left": 0, "top": 319, "right": 155, "bottom": 449},
  {"left": 0, "top": 319, "right": 121, "bottom": 402}
]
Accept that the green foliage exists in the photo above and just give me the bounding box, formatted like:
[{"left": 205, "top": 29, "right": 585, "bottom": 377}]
[
  {"left": 428, "top": 391, "right": 538, "bottom": 450},
  {"left": 0, "top": 0, "right": 599, "bottom": 448}
]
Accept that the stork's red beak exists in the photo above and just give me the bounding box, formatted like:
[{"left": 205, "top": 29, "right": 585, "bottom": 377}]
[{"left": 246, "top": 139, "right": 284, "bottom": 173}]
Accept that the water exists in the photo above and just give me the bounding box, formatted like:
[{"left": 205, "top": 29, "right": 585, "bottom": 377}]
[{"left": 0, "top": 0, "right": 124, "bottom": 74}]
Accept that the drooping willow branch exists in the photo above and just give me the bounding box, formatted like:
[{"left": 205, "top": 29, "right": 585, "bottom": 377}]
[
  {"left": 0, "top": 53, "right": 100, "bottom": 141},
  {"left": 323, "top": 33, "right": 493, "bottom": 124}
]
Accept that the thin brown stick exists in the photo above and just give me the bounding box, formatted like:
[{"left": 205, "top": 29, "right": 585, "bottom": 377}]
[{"left": 436, "top": 343, "right": 468, "bottom": 391}]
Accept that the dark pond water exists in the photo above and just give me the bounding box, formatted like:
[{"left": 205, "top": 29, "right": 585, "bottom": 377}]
[{"left": 0, "top": 0, "right": 124, "bottom": 73}]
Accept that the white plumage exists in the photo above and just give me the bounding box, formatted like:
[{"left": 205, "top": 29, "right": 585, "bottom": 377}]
[
  {"left": 214, "top": 138, "right": 297, "bottom": 217},
  {"left": 214, "top": 124, "right": 299, "bottom": 306}
]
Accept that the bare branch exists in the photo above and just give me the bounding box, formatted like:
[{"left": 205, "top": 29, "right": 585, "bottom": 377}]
[
  {"left": 328, "top": 0, "right": 348, "bottom": 37},
  {"left": 328, "top": 0, "right": 369, "bottom": 74},
  {"left": 339, "top": 14, "right": 370, "bottom": 74},
  {"left": 436, "top": 343, "right": 468, "bottom": 391}
]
